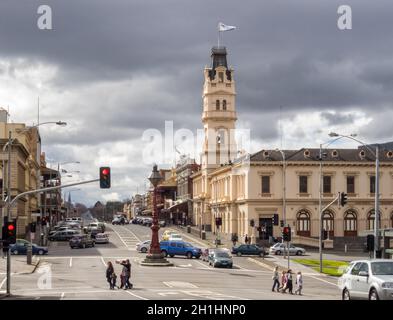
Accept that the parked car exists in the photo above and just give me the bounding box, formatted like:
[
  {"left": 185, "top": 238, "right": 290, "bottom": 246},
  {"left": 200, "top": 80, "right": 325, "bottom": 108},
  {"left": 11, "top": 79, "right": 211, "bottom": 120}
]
[
  {"left": 49, "top": 227, "right": 76, "bottom": 236},
  {"left": 95, "top": 233, "right": 109, "bottom": 244},
  {"left": 88, "top": 222, "right": 105, "bottom": 232},
  {"left": 168, "top": 233, "right": 182, "bottom": 241},
  {"left": 69, "top": 234, "right": 95, "bottom": 249},
  {"left": 111, "top": 218, "right": 123, "bottom": 225},
  {"left": 160, "top": 240, "right": 202, "bottom": 259},
  {"left": 338, "top": 259, "right": 393, "bottom": 300},
  {"left": 162, "top": 230, "right": 176, "bottom": 241},
  {"left": 269, "top": 243, "right": 306, "bottom": 256},
  {"left": 10, "top": 243, "right": 48, "bottom": 255},
  {"left": 208, "top": 250, "right": 233, "bottom": 268},
  {"left": 142, "top": 217, "right": 153, "bottom": 226},
  {"left": 159, "top": 220, "right": 166, "bottom": 227},
  {"left": 231, "top": 244, "right": 267, "bottom": 257},
  {"left": 87, "top": 227, "right": 101, "bottom": 239},
  {"left": 48, "top": 230, "right": 80, "bottom": 241},
  {"left": 136, "top": 240, "right": 151, "bottom": 253}
]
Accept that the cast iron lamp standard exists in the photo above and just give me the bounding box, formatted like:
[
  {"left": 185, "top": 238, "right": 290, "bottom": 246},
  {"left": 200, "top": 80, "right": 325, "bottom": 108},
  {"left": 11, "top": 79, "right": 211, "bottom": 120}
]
[
  {"left": 329, "top": 132, "right": 381, "bottom": 259},
  {"left": 141, "top": 165, "right": 173, "bottom": 266}
]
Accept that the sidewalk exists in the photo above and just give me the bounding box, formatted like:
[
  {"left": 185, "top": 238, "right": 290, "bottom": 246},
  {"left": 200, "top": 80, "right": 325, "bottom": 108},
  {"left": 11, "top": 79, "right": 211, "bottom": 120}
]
[{"left": 0, "top": 255, "right": 40, "bottom": 275}]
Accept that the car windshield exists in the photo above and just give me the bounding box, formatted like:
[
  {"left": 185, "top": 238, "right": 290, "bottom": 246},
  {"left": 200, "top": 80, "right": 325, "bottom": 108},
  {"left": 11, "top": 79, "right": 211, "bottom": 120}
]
[
  {"left": 216, "top": 252, "right": 230, "bottom": 258},
  {"left": 371, "top": 262, "right": 393, "bottom": 275},
  {"left": 184, "top": 242, "right": 192, "bottom": 247}
]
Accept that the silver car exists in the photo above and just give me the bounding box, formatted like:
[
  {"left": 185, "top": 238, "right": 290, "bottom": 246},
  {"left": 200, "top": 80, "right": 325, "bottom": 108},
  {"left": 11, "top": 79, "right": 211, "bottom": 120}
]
[
  {"left": 136, "top": 240, "right": 151, "bottom": 253},
  {"left": 269, "top": 243, "right": 306, "bottom": 256},
  {"left": 338, "top": 259, "right": 393, "bottom": 300}
]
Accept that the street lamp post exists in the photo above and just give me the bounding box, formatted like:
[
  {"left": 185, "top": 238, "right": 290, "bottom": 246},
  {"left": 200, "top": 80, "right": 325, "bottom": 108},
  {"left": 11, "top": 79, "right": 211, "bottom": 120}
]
[
  {"left": 276, "top": 149, "right": 289, "bottom": 269},
  {"left": 329, "top": 132, "right": 380, "bottom": 259},
  {"left": 141, "top": 165, "right": 173, "bottom": 266}
]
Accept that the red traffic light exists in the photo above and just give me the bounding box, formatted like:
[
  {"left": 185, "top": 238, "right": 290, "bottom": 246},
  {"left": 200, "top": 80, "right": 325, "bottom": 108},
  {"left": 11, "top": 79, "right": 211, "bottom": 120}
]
[
  {"left": 102, "top": 168, "right": 109, "bottom": 175},
  {"left": 7, "top": 224, "right": 15, "bottom": 231}
]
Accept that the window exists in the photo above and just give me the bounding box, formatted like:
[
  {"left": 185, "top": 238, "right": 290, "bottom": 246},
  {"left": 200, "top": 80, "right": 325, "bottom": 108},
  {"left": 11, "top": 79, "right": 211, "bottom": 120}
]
[
  {"left": 216, "top": 100, "right": 220, "bottom": 110},
  {"left": 323, "top": 176, "right": 331, "bottom": 194},
  {"left": 323, "top": 210, "right": 334, "bottom": 237},
  {"left": 367, "top": 210, "right": 381, "bottom": 230},
  {"left": 351, "top": 262, "right": 363, "bottom": 275},
  {"left": 261, "top": 176, "right": 270, "bottom": 194},
  {"left": 344, "top": 210, "right": 357, "bottom": 236},
  {"left": 347, "top": 176, "right": 355, "bottom": 194},
  {"left": 299, "top": 176, "right": 308, "bottom": 194},
  {"left": 296, "top": 210, "right": 310, "bottom": 237},
  {"left": 222, "top": 100, "right": 227, "bottom": 110},
  {"left": 218, "top": 72, "right": 224, "bottom": 83},
  {"left": 370, "top": 176, "right": 376, "bottom": 194}
]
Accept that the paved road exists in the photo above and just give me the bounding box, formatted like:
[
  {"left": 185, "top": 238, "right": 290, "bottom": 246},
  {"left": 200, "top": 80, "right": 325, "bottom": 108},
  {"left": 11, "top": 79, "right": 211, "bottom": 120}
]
[{"left": 0, "top": 223, "right": 341, "bottom": 300}]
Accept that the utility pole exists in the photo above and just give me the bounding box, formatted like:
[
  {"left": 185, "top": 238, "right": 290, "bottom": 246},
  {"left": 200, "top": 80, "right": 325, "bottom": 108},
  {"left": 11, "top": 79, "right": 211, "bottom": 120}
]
[
  {"left": 319, "top": 144, "right": 323, "bottom": 273},
  {"left": 374, "top": 145, "right": 380, "bottom": 259},
  {"left": 6, "top": 131, "right": 12, "bottom": 296}
]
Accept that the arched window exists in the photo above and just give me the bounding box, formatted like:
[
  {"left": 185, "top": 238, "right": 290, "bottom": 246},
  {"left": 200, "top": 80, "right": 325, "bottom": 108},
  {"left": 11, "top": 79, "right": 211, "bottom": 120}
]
[
  {"left": 222, "top": 100, "right": 227, "bottom": 110},
  {"left": 367, "top": 210, "right": 381, "bottom": 231},
  {"left": 323, "top": 210, "right": 334, "bottom": 238},
  {"left": 296, "top": 210, "right": 310, "bottom": 237},
  {"left": 216, "top": 100, "right": 220, "bottom": 110},
  {"left": 344, "top": 210, "right": 357, "bottom": 237}
]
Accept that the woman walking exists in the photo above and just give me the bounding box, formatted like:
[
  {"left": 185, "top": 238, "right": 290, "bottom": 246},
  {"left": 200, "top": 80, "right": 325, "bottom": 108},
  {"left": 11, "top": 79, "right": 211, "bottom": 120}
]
[
  {"left": 106, "top": 261, "right": 115, "bottom": 290},
  {"left": 285, "top": 269, "right": 294, "bottom": 294},
  {"left": 279, "top": 270, "right": 287, "bottom": 293},
  {"left": 271, "top": 266, "right": 280, "bottom": 292},
  {"left": 295, "top": 271, "right": 303, "bottom": 295},
  {"left": 118, "top": 259, "right": 132, "bottom": 289}
]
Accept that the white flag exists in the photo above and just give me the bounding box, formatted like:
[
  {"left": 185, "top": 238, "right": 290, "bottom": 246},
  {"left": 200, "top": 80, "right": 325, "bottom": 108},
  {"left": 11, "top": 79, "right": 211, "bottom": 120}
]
[{"left": 218, "top": 22, "right": 236, "bottom": 32}]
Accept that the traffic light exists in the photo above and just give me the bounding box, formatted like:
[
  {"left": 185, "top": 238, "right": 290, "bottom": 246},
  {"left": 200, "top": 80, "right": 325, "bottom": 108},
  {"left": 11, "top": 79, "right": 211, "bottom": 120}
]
[
  {"left": 366, "top": 234, "right": 374, "bottom": 252},
  {"left": 3, "top": 220, "right": 17, "bottom": 245},
  {"left": 250, "top": 219, "right": 255, "bottom": 227},
  {"left": 340, "top": 192, "right": 348, "bottom": 207},
  {"left": 283, "top": 226, "right": 291, "bottom": 242},
  {"left": 99, "top": 167, "right": 111, "bottom": 189},
  {"left": 280, "top": 220, "right": 284, "bottom": 228},
  {"left": 272, "top": 214, "right": 279, "bottom": 226}
]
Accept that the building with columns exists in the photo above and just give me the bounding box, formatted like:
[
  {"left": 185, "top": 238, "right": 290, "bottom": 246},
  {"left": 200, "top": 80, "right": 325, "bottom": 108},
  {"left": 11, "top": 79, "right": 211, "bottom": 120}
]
[{"left": 192, "top": 47, "right": 393, "bottom": 250}]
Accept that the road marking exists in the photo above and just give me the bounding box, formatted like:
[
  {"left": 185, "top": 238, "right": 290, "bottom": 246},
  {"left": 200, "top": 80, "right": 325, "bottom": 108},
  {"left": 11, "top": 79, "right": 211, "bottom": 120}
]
[
  {"left": 110, "top": 227, "right": 131, "bottom": 248},
  {"left": 247, "top": 258, "right": 274, "bottom": 271},
  {"left": 193, "top": 260, "right": 210, "bottom": 269},
  {"left": 60, "top": 292, "right": 65, "bottom": 300},
  {"left": 0, "top": 277, "right": 6, "bottom": 289},
  {"left": 120, "top": 226, "right": 142, "bottom": 242},
  {"left": 101, "top": 257, "right": 106, "bottom": 267},
  {"left": 163, "top": 281, "right": 198, "bottom": 289},
  {"left": 307, "top": 275, "right": 339, "bottom": 287},
  {"left": 124, "top": 290, "right": 149, "bottom": 300},
  {"left": 69, "top": 258, "right": 72, "bottom": 268}
]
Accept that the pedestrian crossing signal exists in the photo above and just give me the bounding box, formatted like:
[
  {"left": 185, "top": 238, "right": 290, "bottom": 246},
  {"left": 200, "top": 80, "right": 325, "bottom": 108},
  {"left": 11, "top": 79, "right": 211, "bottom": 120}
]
[
  {"left": 283, "top": 226, "right": 291, "bottom": 242},
  {"left": 100, "top": 167, "right": 111, "bottom": 189}
]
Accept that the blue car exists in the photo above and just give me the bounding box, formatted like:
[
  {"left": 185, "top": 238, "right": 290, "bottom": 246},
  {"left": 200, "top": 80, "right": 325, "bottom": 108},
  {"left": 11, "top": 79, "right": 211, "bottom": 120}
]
[
  {"left": 10, "top": 243, "right": 48, "bottom": 255},
  {"left": 160, "top": 240, "right": 201, "bottom": 259}
]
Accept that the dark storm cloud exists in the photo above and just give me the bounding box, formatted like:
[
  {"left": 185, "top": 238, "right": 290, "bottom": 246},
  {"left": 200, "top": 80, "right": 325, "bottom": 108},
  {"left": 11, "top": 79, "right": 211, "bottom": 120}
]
[{"left": 1, "top": 0, "right": 393, "bottom": 202}]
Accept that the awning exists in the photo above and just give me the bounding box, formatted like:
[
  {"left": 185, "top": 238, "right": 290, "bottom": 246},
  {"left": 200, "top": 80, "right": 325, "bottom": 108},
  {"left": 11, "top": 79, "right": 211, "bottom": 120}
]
[{"left": 167, "top": 201, "right": 188, "bottom": 212}]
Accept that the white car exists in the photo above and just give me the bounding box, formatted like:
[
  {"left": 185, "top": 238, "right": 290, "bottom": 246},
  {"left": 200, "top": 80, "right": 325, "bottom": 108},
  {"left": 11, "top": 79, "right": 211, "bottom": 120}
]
[
  {"left": 136, "top": 240, "right": 151, "bottom": 253},
  {"left": 338, "top": 259, "right": 393, "bottom": 300},
  {"left": 269, "top": 243, "right": 306, "bottom": 256},
  {"left": 168, "top": 234, "right": 182, "bottom": 241},
  {"left": 94, "top": 233, "right": 109, "bottom": 244}
]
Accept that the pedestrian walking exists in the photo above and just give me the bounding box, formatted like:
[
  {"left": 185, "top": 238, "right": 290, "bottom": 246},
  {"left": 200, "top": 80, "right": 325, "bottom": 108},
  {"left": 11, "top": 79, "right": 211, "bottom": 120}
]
[
  {"left": 244, "top": 234, "right": 249, "bottom": 244},
  {"left": 285, "top": 269, "right": 293, "bottom": 294},
  {"left": 118, "top": 259, "right": 132, "bottom": 289},
  {"left": 279, "top": 270, "right": 287, "bottom": 293},
  {"left": 295, "top": 271, "right": 303, "bottom": 295},
  {"left": 106, "top": 261, "right": 115, "bottom": 290},
  {"left": 231, "top": 234, "right": 238, "bottom": 247},
  {"left": 271, "top": 266, "right": 280, "bottom": 292}
]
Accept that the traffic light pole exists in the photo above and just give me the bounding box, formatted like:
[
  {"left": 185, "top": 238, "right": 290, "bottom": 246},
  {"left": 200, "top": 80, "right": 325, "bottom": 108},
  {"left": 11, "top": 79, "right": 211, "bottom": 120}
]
[
  {"left": 3, "top": 178, "right": 99, "bottom": 296},
  {"left": 374, "top": 145, "right": 380, "bottom": 259}
]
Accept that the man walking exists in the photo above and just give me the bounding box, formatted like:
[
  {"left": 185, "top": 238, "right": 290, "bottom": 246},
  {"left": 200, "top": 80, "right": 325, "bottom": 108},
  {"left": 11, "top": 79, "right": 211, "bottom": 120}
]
[
  {"left": 271, "top": 266, "right": 280, "bottom": 292},
  {"left": 295, "top": 271, "right": 303, "bottom": 295},
  {"left": 244, "top": 234, "right": 249, "bottom": 245}
]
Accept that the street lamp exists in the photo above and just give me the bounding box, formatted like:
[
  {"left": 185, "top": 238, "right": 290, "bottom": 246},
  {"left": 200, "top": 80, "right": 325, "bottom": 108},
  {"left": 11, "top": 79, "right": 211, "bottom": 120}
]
[
  {"left": 275, "top": 148, "right": 289, "bottom": 269},
  {"left": 329, "top": 132, "right": 380, "bottom": 259},
  {"left": 141, "top": 164, "right": 173, "bottom": 266}
]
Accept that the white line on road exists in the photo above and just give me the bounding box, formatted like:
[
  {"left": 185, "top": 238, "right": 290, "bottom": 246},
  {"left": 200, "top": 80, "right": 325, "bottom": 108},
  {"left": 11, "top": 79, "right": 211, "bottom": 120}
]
[
  {"left": 124, "top": 290, "right": 149, "bottom": 300},
  {"left": 69, "top": 258, "right": 72, "bottom": 268},
  {"left": 101, "top": 257, "right": 107, "bottom": 267},
  {"left": 193, "top": 260, "right": 211, "bottom": 269},
  {"left": 120, "top": 226, "right": 142, "bottom": 242},
  {"left": 110, "top": 227, "right": 131, "bottom": 248},
  {"left": 0, "top": 277, "right": 6, "bottom": 289},
  {"left": 306, "top": 275, "right": 339, "bottom": 287}
]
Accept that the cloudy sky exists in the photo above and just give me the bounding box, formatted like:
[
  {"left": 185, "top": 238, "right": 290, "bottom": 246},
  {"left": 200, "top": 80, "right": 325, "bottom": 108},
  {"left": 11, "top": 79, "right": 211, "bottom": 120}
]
[{"left": 1, "top": 0, "right": 392, "bottom": 206}]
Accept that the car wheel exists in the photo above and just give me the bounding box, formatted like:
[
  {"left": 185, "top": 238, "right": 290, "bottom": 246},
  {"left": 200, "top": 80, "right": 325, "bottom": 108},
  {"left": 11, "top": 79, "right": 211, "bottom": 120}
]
[
  {"left": 186, "top": 252, "right": 193, "bottom": 259},
  {"left": 161, "top": 250, "right": 168, "bottom": 257},
  {"left": 236, "top": 252, "right": 242, "bottom": 257},
  {"left": 275, "top": 250, "right": 281, "bottom": 255},
  {"left": 369, "top": 288, "right": 379, "bottom": 300},
  {"left": 296, "top": 251, "right": 302, "bottom": 256},
  {"left": 38, "top": 250, "right": 44, "bottom": 255},
  {"left": 141, "top": 247, "right": 148, "bottom": 253},
  {"left": 342, "top": 289, "right": 351, "bottom": 300}
]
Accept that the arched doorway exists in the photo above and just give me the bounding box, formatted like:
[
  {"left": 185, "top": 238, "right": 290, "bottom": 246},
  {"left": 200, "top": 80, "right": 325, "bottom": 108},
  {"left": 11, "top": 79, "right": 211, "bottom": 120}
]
[
  {"left": 323, "top": 210, "right": 334, "bottom": 238},
  {"left": 296, "top": 210, "right": 311, "bottom": 237},
  {"left": 367, "top": 210, "right": 381, "bottom": 231},
  {"left": 344, "top": 210, "right": 357, "bottom": 237}
]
